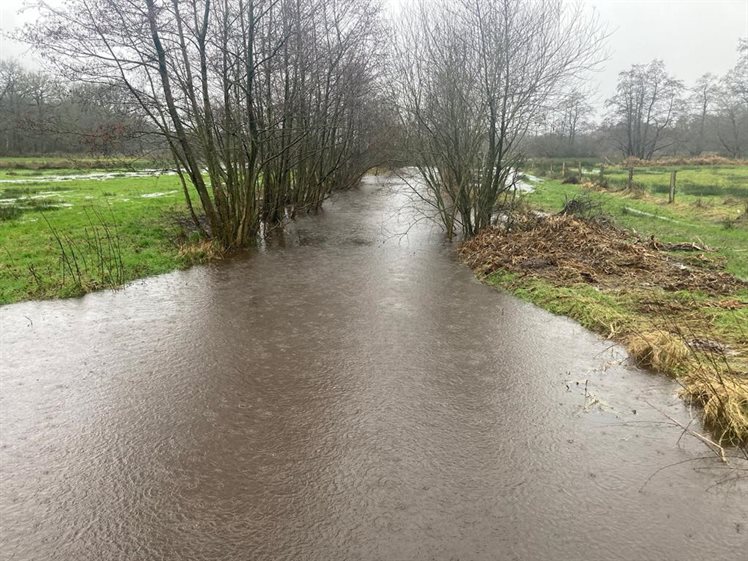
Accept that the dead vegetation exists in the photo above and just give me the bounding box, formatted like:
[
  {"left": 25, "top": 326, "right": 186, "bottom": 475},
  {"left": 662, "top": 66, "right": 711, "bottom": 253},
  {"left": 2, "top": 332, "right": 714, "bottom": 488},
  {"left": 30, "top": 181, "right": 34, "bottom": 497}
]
[
  {"left": 460, "top": 211, "right": 748, "bottom": 445},
  {"left": 461, "top": 213, "right": 744, "bottom": 295}
]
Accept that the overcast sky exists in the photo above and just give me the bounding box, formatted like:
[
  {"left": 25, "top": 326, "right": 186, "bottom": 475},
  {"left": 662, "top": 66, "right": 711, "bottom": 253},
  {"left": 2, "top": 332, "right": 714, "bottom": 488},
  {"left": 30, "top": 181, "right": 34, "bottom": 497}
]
[{"left": 2, "top": 0, "right": 747, "bottom": 115}]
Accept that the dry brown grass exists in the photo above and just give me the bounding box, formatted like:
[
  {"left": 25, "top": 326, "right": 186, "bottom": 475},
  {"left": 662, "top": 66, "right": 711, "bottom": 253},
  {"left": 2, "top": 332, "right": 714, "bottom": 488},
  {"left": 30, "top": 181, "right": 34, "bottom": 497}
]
[
  {"left": 460, "top": 213, "right": 745, "bottom": 295},
  {"left": 629, "top": 330, "right": 748, "bottom": 443},
  {"left": 682, "top": 369, "right": 748, "bottom": 444},
  {"left": 627, "top": 327, "right": 748, "bottom": 443},
  {"left": 627, "top": 330, "right": 691, "bottom": 372}
]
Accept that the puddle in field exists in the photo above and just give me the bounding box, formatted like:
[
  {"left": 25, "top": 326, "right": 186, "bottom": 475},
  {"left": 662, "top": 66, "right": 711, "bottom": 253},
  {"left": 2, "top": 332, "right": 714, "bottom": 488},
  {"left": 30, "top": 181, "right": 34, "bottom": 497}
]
[
  {"left": 140, "top": 190, "right": 179, "bottom": 198},
  {"left": 0, "top": 169, "right": 176, "bottom": 185}
]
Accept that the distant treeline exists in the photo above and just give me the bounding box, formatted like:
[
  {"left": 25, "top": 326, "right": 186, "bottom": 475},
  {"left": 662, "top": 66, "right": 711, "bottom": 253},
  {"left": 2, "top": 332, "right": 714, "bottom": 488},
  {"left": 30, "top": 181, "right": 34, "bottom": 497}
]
[
  {"left": 3, "top": 39, "right": 745, "bottom": 164},
  {"left": 525, "top": 42, "right": 748, "bottom": 160},
  {"left": 0, "top": 61, "right": 155, "bottom": 157}
]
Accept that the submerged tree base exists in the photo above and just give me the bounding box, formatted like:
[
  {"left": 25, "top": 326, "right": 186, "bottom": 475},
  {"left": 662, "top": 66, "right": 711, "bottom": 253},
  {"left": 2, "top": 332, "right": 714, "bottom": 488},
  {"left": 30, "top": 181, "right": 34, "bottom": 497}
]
[{"left": 460, "top": 212, "right": 748, "bottom": 446}]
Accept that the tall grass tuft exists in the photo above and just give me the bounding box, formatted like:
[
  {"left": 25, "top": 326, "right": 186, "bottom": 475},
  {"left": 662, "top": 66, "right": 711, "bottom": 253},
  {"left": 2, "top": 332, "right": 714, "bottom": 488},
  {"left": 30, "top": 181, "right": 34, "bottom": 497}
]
[{"left": 41, "top": 205, "right": 125, "bottom": 294}]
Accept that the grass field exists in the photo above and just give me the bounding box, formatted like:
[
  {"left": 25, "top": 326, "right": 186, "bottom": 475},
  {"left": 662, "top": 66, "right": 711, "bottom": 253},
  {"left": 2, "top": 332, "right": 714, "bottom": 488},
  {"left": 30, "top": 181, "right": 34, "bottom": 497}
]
[
  {"left": 0, "top": 163, "right": 210, "bottom": 304},
  {"left": 602, "top": 165, "right": 748, "bottom": 200}
]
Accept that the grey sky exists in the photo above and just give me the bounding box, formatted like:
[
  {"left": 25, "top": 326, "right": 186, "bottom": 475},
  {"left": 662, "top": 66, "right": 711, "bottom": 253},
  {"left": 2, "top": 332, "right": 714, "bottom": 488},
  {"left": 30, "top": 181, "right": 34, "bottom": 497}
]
[
  {"left": 2, "top": 0, "right": 747, "bottom": 117},
  {"left": 581, "top": 0, "right": 747, "bottom": 107}
]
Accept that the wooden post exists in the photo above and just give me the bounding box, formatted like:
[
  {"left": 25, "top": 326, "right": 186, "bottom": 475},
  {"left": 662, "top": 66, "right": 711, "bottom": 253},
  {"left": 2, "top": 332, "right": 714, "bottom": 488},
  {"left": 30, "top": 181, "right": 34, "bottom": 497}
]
[
  {"left": 562, "top": 161, "right": 566, "bottom": 177},
  {"left": 628, "top": 167, "right": 634, "bottom": 189},
  {"left": 599, "top": 165, "right": 605, "bottom": 185},
  {"left": 578, "top": 161, "right": 582, "bottom": 179},
  {"left": 668, "top": 170, "right": 677, "bottom": 203}
]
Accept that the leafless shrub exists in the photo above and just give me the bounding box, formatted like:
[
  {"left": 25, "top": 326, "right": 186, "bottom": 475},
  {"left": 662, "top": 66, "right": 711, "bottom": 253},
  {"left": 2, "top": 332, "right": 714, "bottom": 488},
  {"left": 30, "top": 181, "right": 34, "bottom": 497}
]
[{"left": 390, "top": 0, "right": 607, "bottom": 239}]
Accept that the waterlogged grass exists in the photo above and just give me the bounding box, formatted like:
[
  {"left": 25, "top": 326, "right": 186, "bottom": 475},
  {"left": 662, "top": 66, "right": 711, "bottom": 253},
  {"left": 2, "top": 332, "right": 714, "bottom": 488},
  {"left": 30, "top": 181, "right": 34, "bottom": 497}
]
[
  {"left": 524, "top": 175, "right": 748, "bottom": 280},
  {"left": 0, "top": 168, "right": 130, "bottom": 180},
  {"left": 0, "top": 156, "right": 173, "bottom": 180},
  {"left": 0, "top": 169, "right": 209, "bottom": 304}
]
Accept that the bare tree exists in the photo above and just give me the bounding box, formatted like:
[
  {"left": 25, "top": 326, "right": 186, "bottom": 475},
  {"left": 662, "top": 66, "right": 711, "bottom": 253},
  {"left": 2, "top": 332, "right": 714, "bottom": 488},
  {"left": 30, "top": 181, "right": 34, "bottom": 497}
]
[
  {"left": 685, "top": 73, "right": 719, "bottom": 156},
  {"left": 555, "top": 89, "right": 594, "bottom": 147},
  {"left": 714, "top": 41, "right": 748, "bottom": 159},
  {"left": 605, "top": 60, "right": 683, "bottom": 160},
  {"left": 391, "top": 0, "right": 606, "bottom": 239},
  {"left": 528, "top": 87, "right": 595, "bottom": 156},
  {"left": 24, "top": 0, "right": 385, "bottom": 248},
  {"left": 0, "top": 60, "right": 25, "bottom": 154}
]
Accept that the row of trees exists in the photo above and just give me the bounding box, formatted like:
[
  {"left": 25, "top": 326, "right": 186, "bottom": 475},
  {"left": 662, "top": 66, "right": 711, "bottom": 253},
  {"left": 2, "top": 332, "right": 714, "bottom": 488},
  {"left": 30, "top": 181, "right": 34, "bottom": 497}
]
[
  {"left": 25, "top": 0, "right": 388, "bottom": 248},
  {"left": 606, "top": 44, "right": 747, "bottom": 159},
  {"left": 529, "top": 41, "right": 748, "bottom": 159},
  {"left": 0, "top": 61, "right": 147, "bottom": 155},
  {"left": 12, "top": 0, "right": 746, "bottom": 246}
]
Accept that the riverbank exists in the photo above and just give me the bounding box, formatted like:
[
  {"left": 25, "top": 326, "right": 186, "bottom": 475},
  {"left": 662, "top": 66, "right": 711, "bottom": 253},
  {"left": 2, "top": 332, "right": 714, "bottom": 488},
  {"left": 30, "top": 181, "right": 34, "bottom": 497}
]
[
  {"left": 461, "top": 178, "right": 748, "bottom": 445},
  {"left": 525, "top": 163, "right": 748, "bottom": 279}
]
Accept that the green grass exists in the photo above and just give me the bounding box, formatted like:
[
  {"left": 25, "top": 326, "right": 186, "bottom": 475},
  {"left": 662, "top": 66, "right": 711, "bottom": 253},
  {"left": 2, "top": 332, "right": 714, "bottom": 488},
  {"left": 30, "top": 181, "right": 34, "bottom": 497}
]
[
  {"left": 486, "top": 269, "right": 639, "bottom": 337},
  {"left": 603, "top": 166, "right": 748, "bottom": 199},
  {"left": 489, "top": 267, "right": 747, "bottom": 351},
  {"left": 524, "top": 169, "right": 748, "bottom": 280},
  {"left": 0, "top": 168, "right": 207, "bottom": 304}
]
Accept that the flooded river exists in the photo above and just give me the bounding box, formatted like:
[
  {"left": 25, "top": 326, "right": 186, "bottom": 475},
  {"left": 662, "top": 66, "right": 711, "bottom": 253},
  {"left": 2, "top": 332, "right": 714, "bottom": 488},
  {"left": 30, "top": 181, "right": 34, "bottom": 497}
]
[{"left": 1, "top": 174, "right": 746, "bottom": 560}]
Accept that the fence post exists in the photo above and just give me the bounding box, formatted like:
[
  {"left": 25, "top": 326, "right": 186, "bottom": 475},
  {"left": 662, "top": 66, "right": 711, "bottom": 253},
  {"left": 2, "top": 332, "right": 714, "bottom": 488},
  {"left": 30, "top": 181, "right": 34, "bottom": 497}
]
[
  {"left": 669, "top": 170, "right": 677, "bottom": 203},
  {"left": 627, "top": 167, "right": 634, "bottom": 189},
  {"left": 599, "top": 165, "right": 605, "bottom": 184},
  {"left": 562, "top": 161, "right": 566, "bottom": 177},
  {"left": 578, "top": 161, "right": 582, "bottom": 179}
]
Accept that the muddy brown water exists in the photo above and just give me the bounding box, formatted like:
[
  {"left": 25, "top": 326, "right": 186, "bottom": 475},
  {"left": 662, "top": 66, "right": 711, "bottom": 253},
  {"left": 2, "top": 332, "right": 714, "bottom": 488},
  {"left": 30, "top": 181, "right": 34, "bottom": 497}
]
[{"left": 1, "top": 174, "right": 746, "bottom": 560}]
